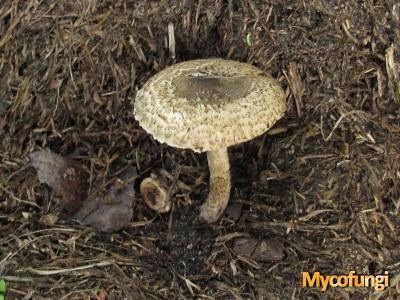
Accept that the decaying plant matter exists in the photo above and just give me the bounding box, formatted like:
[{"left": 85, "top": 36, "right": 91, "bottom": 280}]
[{"left": 0, "top": 0, "right": 399, "bottom": 299}]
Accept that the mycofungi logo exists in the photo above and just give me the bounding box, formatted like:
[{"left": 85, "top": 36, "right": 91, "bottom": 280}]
[{"left": 302, "top": 271, "right": 389, "bottom": 291}]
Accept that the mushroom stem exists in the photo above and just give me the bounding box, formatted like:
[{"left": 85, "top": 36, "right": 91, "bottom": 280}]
[
  {"left": 200, "top": 148, "right": 231, "bottom": 223},
  {"left": 140, "top": 176, "right": 171, "bottom": 213}
]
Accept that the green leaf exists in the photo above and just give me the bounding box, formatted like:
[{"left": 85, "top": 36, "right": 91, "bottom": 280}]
[{"left": 0, "top": 279, "right": 5, "bottom": 293}]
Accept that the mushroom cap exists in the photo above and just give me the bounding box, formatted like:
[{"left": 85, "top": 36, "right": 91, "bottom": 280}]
[{"left": 134, "top": 59, "right": 286, "bottom": 152}]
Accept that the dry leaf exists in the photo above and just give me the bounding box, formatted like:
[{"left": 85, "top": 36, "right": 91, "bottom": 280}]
[
  {"left": 233, "top": 237, "right": 285, "bottom": 262},
  {"left": 74, "top": 187, "right": 135, "bottom": 233},
  {"left": 29, "top": 150, "right": 88, "bottom": 213},
  {"left": 233, "top": 237, "right": 258, "bottom": 257},
  {"left": 74, "top": 167, "right": 137, "bottom": 232},
  {"left": 251, "top": 239, "right": 285, "bottom": 262}
]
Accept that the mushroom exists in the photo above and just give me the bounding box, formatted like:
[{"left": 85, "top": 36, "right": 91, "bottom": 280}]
[{"left": 134, "top": 59, "right": 286, "bottom": 223}]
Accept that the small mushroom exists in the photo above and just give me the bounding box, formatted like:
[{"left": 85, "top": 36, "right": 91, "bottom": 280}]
[
  {"left": 134, "top": 59, "right": 286, "bottom": 223},
  {"left": 140, "top": 176, "right": 171, "bottom": 213}
]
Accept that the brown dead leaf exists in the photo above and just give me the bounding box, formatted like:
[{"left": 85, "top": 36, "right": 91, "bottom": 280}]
[
  {"left": 233, "top": 237, "right": 285, "bottom": 262},
  {"left": 74, "top": 167, "right": 137, "bottom": 233},
  {"left": 29, "top": 150, "right": 88, "bottom": 213},
  {"left": 252, "top": 239, "right": 285, "bottom": 262},
  {"left": 74, "top": 187, "right": 135, "bottom": 233},
  {"left": 233, "top": 237, "right": 258, "bottom": 257}
]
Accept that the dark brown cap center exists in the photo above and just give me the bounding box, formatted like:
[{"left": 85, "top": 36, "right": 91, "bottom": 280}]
[{"left": 173, "top": 76, "right": 252, "bottom": 102}]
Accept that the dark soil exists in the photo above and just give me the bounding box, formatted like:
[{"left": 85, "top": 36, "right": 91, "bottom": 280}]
[{"left": 1, "top": 0, "right": 399, "bottom": 299}]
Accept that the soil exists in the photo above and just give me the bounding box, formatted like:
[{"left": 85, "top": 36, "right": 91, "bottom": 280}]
[{"left": 0, "top": 0, "right": 399, "bottom": 299}]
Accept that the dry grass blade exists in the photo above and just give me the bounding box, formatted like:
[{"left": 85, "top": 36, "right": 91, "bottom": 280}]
[
  {"left": 285, "top": 62, "right": 304, "bottom": 117},
  {"left": 26, "top": 260, "right": 114, "bottom": 276}
]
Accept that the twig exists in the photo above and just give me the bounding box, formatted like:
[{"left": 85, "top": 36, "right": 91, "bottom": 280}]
[{"left": 26, "top": 260, "right": 114, "bottom": 275}]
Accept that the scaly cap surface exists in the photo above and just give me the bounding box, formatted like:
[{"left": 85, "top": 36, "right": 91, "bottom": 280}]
[{"left": 134, "top": 59, "right": 286, "bottom": 152}]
